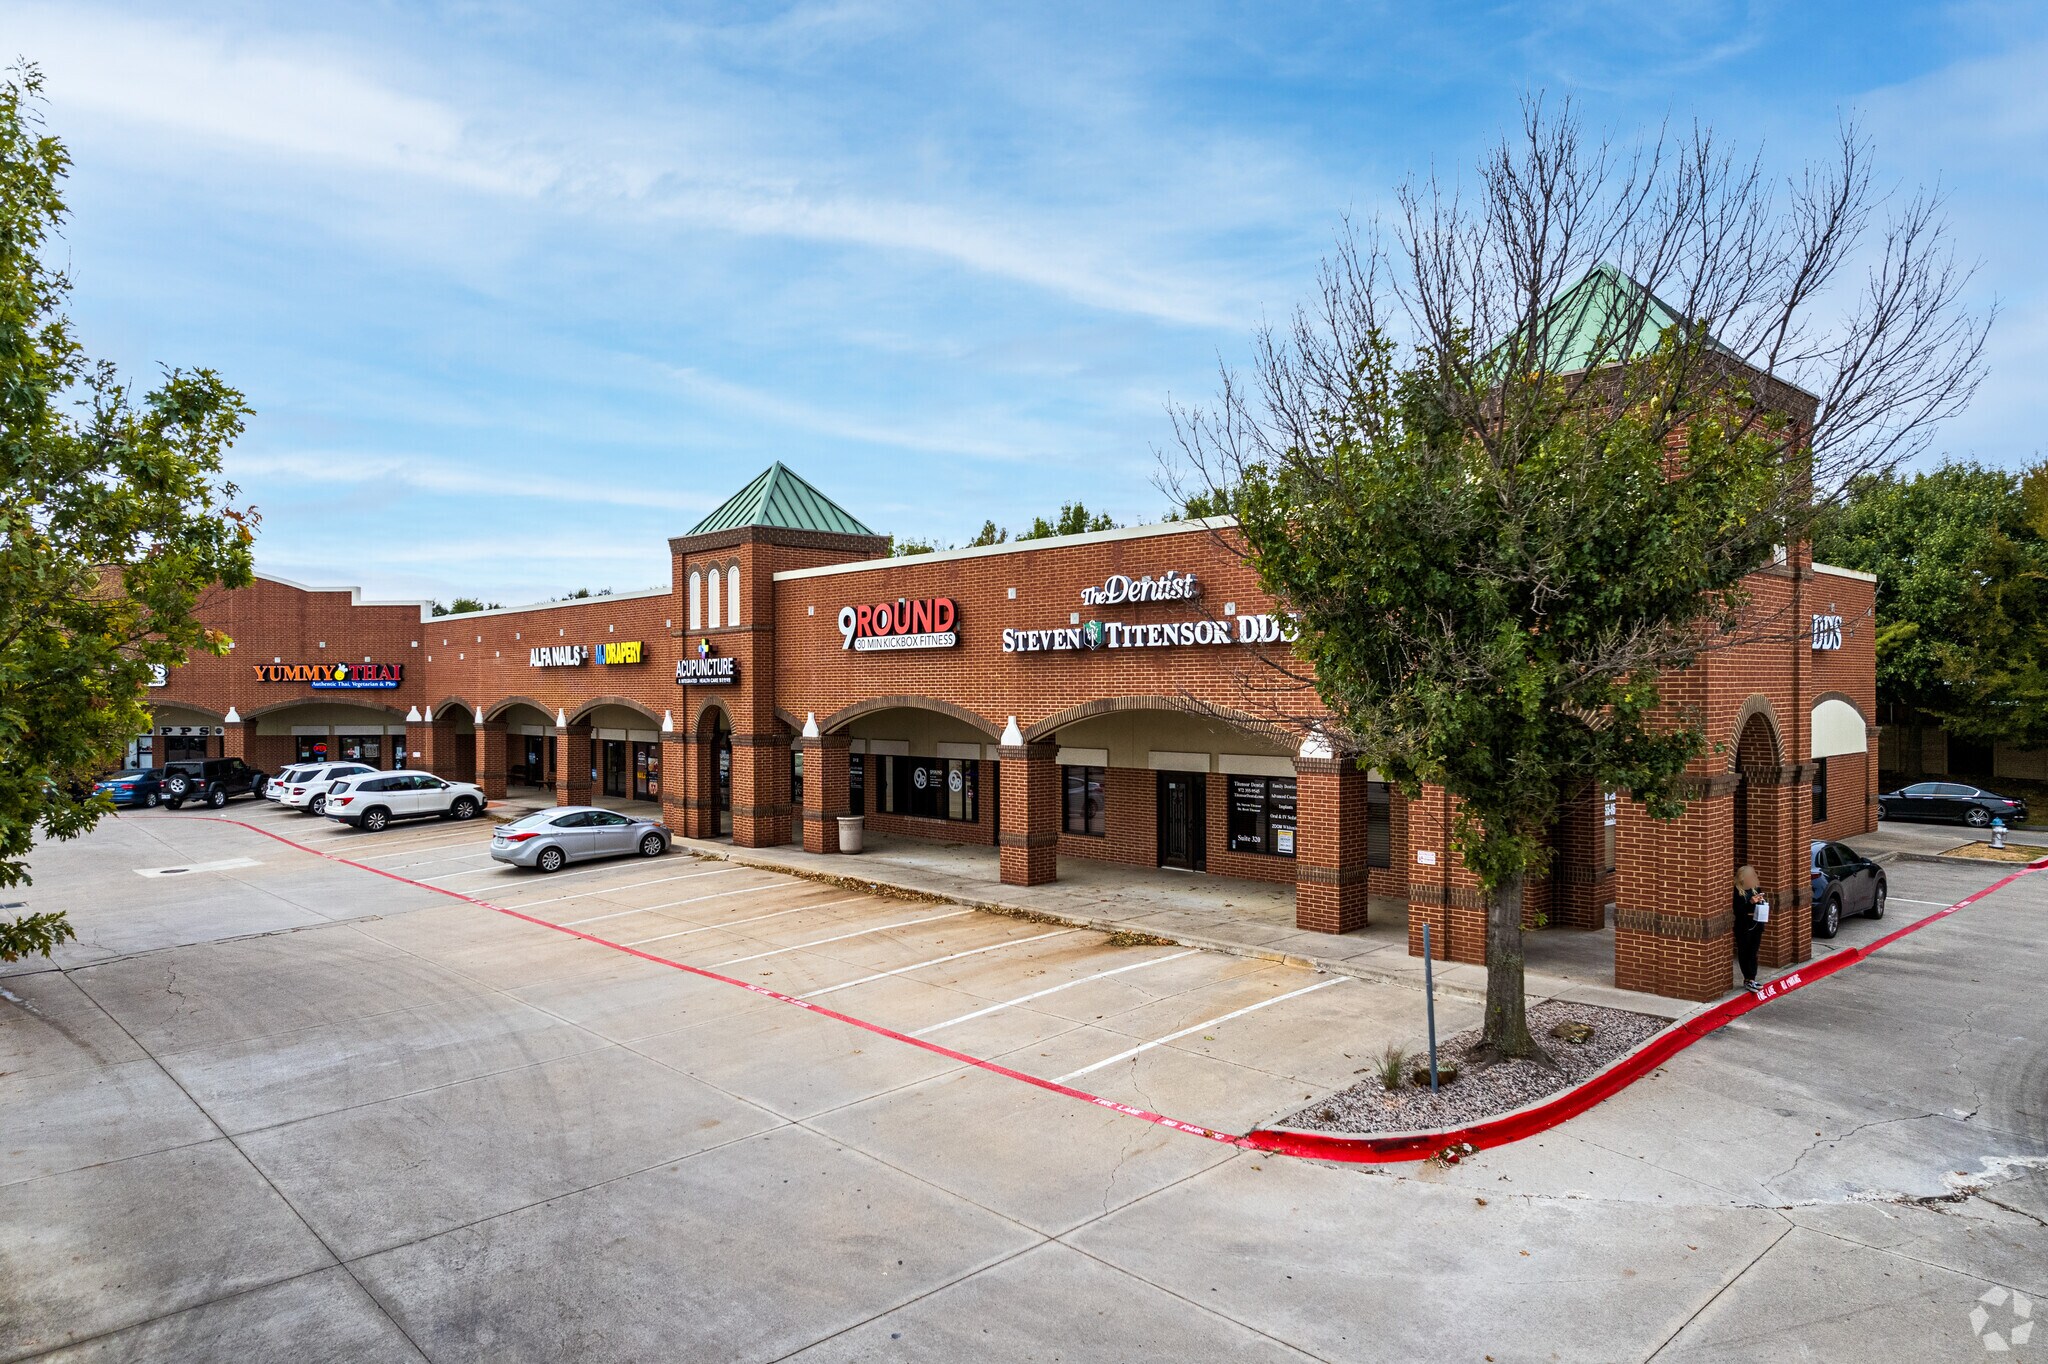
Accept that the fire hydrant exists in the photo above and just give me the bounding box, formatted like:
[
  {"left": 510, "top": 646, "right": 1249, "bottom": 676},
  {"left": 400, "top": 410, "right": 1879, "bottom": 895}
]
[{"left": 1991, "top": 818, "right": 2007, "bottom": 851}]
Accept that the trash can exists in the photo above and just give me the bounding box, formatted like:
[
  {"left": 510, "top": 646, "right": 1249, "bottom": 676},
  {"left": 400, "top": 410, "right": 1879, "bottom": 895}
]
[{"left": 838, "top": 815, "right": 865, "bottom": 854}]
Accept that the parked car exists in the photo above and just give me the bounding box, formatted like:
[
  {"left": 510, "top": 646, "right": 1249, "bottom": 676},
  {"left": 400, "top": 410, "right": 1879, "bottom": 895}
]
[
  {"left": 325, "top": 771, "right": 489, "bottom": 831},
  {"left": 92, "top": 769, "right": 164, "bottom": 809},
  {"left": 161, "top": 757, "right": 270, "bottom": 810},
  {"left": 277, "top": 762, "right": 377, "bottom": 816},
  {"left": 1877, "top": 782, "right": 2029, "bottom": 829},
  {"left": 491, "top": 806, "right": 670, "bottom": 873},
  {"left": 264, "top": 765, "right": 311, "bottom": 802},
  {"left": 1810, "top": 839, "right": 1887, "bottom": 939}
]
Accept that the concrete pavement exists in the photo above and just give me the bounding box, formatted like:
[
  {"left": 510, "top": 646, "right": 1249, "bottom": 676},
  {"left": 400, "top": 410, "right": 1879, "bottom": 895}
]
[{"left": 2, "top": 804, "right": 2041, "bottom": 1361}]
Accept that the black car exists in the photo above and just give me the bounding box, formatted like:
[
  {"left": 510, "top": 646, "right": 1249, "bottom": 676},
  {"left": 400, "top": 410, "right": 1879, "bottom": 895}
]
[
  {"left": 161, "top": 757, "right": 270, "bottom": 810},
  {"left": 1877, "top": 782, "right": 2028, "bottom": 829},
  {"left": 1810, "top": 839, "right": 1887, "bottom": 939}
]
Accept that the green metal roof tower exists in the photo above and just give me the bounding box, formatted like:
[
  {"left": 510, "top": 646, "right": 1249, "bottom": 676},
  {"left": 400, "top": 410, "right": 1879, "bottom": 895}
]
[{"left": 686, "top": 462, "right": 878, "bottom": 538}]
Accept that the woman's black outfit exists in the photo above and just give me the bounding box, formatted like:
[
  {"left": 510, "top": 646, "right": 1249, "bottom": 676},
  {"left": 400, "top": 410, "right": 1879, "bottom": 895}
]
[{"left": 1732, "top": 888, "right": 1766, "bottom": 987}]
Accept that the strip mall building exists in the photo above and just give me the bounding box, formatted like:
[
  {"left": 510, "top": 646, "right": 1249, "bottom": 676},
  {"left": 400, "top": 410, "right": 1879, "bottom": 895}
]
[{"left": 147, "top": 462, "right": 1876, "bottom": 1001}]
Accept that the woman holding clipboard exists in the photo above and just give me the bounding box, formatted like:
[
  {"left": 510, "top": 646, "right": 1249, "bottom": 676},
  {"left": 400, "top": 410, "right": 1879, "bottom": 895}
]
[{"left": 1733, "top": 865, "right": 1769, "bottom": 993}]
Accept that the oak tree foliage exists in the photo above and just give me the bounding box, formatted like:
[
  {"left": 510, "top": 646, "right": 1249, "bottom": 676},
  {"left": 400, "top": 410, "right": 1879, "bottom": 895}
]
[{"left": 0, "top": 68, "right": 258, "bottom": 957}]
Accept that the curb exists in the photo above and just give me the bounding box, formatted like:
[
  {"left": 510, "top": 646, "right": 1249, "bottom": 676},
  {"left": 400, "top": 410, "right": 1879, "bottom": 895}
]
[{"left": 208, "top": 815, "right": 2046, "bottom": 1167}]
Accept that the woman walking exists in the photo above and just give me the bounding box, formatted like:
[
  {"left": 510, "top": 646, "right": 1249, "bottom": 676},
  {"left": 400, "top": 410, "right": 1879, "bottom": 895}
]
[{"left": 1733, "top": 865, "right": 1769, "bottom": 993}]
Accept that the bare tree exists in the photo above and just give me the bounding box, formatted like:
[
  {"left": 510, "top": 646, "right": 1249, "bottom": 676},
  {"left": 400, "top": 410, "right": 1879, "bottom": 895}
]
[{"left": 1165, "top": 99, "right": 1988, "bottom": 1056}]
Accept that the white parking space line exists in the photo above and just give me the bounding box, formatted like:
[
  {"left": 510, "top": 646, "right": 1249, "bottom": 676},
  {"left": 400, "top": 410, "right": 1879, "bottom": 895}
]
[
  {"left": 798, "top": 930, "right": 1075, "bottom": 1000},
  {"left": 1890, "top": 896, "right": 1962, "bottom": 907},
  {"left": 621, "top": 897, "right": 867, "bottom": 946},
  {"left": 1051, "top": 977, "right": 1348, "bottom": 1084},
  {"left": 556, "top": 878, "right": 775, "bottom": 925},
  {"left": 357, "top": 849, "right": 497, "bottom": 870},
  {"left": 711, "top": 911, "right": 973, "bottom": 967},
  {"left": 911, "top": 949, "right": 1199, "bottom": 1036},
  {"left": 506, "top": 869, "right": 733, "bottom": 909},
  {"left": 356, "top": 839, "right": 496, "bottom": 861}
]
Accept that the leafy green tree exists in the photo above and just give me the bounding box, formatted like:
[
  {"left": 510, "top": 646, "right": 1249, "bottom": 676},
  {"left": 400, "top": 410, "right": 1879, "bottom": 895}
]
[
  {"left": 432, "top": 596, "right": 499, "bottom": 616},
  {"left": 1164, "top": 489, "right": 1231, "bottom": 521},
  {"left": 965, "top": 519, "right": 1008, "bottom": 547},
  {"left": 890, "top": 536, "right": 937, "bottom": 556},
  {"left": 1810, "top": 462, "right": 2032, "bottom": 719},
  {"left": 1, "top": 69, "right": 257, "bottom": 957},
  {"left": 1930, "top": 463, "right": 2048, "bottom": 749},
  {"left": 1017, "top": 502, "right": 1117, "bottom": 540},
  {"left": 1177, "top": 106, "right": 1984, "bottom": 1054}
]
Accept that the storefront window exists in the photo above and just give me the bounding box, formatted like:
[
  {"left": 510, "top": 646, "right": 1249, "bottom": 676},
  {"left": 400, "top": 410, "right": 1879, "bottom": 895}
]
[
  {"left": 1811, "top": 758, "right": 1828, "bottom": 823},
  {"left": 1367, "top": 780, "right": 1391, "bottom": 868},
  {"left": 337, "top": 734, "right": 382, "bottom": 765},
  {"left": 790, "top": 746, "right": 804, "bottom": 807},
  {"left": 1063, "top": 766, "right": 1105, "bottom": 836},
  {"left": 634, "top": 742, "right": 658, "bottom": 800},
  {"left": 849, "top": 753, "right": 864, "bottom": 816},
  {"left": 1227, "top": 775, "right": 1297, "bottom": 857},
  {"left": 882, "top": 756, "right": 977, "bottom": 822}
]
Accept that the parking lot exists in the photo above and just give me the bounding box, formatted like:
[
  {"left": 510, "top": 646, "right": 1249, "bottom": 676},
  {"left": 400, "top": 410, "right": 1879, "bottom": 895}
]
[{"left": 4, "top": 801, "right": 2043, "bottom": 1362}]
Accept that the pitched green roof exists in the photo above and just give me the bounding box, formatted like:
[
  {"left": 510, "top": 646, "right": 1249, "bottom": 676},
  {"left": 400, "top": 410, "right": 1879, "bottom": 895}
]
[
  {"left": 686, "top": 463, "right": 877, "bottom": 537},
  {"left": 1509, "top": 263, "right": 1726, "bottom": 374}
]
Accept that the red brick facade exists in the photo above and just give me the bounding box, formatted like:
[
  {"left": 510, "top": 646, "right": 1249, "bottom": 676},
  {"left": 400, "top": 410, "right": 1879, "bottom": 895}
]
[{"left": 148, "top": 487, "right": 1876, "bottom": 1002}]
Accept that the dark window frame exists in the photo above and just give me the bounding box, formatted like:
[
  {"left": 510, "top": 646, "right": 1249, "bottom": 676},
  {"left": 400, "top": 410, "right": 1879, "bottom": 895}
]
[
  {"left": 1226, "top": 774, "right": 1298, "bottom": 858},
  {"left": 1063, "top": 765, "right": 1106, "bottom": 837}
]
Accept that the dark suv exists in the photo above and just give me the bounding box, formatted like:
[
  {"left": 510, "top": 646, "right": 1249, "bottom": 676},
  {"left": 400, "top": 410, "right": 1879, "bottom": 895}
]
[{"left": 161, "top": 758, "right": 270, "bottom": 810}]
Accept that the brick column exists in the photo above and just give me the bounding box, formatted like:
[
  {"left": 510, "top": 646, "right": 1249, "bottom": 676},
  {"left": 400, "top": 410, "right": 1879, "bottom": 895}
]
[
  {"left": 557, "top": 723, "right": 593, "bottom": 808},
  {"left": 801, "top": 732, "right": 852, "bottom": 854},
  {"left": 1614, "top": 776, "right": 1737, "bottom": 1000},
  {"left": 1405, "top": 783, "right": 1487, "bottom": 963},
  {"left": 730, "top": 732, "right": 790, "bottom": 848},
  {"left": 660, "top": 732, "right": 691, "bottom": 836},
  {"left": 998, "top": 741, "right": 1060, "bottom": 886},
  {"left": 404, "top": 719, "right": 432, "bottom": 772},
  {"left": 1293, "top": 755, "right": 1369, "bottom": 933},
  {"left": 474, "top": 721, "right": 507, "bottom": 800},
  {"left": 221, "top": 719, "right": 247, "bottom": 761},
  {"left": 1749, "top": 762, "right": 1816, "bottom": 969}
]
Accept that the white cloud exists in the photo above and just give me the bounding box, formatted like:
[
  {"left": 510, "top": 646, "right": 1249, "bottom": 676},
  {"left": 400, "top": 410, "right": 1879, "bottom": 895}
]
[
  {"left": 8, "top": 2, "right": 1265, "bottom": 328},
  {"left": 230, "top": 449, "right": 718, "bottom": 514}
]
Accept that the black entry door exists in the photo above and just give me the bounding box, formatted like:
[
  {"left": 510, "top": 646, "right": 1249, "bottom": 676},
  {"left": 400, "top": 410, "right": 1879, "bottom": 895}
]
[
  {"left": 1157, "top": 772, "right": 1206, "bottom": 871},
  {"left": 602, "top": 740, "right": 627, "bottom": 798},
  {"left": 716, "top": 735, "right": 733, "bottom": 836}
]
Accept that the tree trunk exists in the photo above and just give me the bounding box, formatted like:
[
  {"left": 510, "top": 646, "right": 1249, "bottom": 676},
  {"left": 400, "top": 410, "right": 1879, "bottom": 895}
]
[{"left": 1477, "top": 868, "right": 1547, "bottom": 1062}]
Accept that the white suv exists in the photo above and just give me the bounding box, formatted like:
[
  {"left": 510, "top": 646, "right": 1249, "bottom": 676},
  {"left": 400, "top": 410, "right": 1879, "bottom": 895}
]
[
  {"left": 278, "top": 762, "right": 378, "bottom": 816},
  {"left": 326, "top": 771, "right": 490, "bottom": 832},
  {"left": 265, "top": 766, "right": 313, "bottom": 802}
]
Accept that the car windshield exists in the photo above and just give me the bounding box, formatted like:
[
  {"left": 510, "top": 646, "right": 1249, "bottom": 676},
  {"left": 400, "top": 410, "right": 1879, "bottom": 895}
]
[{"left": 103, "top": 770, "right": 148, "bottom": 780}]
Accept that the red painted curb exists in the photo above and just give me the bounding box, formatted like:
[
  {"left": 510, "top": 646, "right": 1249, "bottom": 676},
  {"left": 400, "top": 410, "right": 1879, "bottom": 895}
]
[
  {"left": 219, "top": 817, "right": 2046, "bottom": 1166},
  {"left": 1240, "top": 854, "right": 2048, "bottom": 1162}
]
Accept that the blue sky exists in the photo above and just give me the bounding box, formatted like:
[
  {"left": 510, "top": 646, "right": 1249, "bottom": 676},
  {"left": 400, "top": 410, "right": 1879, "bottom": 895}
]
[{"left": 8, "top": 1, "right": 2045, "bottom": 604}]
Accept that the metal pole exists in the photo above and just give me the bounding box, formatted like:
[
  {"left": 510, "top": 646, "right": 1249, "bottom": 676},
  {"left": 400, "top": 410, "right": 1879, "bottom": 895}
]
[{"left": 1423, "top": 922, "right": 1440, "bottom": 1092}]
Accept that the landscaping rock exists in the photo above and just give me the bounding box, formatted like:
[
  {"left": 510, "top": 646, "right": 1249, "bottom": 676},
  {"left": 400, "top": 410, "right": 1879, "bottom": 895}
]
[{"left": 1549, "top": 1019, "right": 1596, "bottom": 1044}]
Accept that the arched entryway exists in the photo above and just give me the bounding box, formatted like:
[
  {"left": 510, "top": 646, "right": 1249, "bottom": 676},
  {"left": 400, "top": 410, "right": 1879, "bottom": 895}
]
[
  {"left": 696, "top": 704, "right": 733, "bottom": 837},
  {"left": 487, "top": 700, "right": 558, "bottom": 791},
  {"left": 571, "top": 700, "right": 665, "bottom": 803},
  {"left": 1732, "top": 705, "right": 1783, "bottom": 871}
]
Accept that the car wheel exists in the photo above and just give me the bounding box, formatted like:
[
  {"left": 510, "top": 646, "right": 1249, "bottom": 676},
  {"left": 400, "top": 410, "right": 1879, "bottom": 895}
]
[
  {"left": 1874, "top": 802, "right": 1886, "bottom": 821},
  {"left": 1815, "top": 894, "right": 1842, "bottom": 939},
  {"left": 361, "top": 807, "right": 390, "bottom": 832},
  {"left": 252, "top": 777, "right": 267, "bottom": 797},
  {"left": 164, "top": 774, "right": 190, "bottom": 797},
  {"left": 309, "top": 794, "right": 326, "bottom": 816},
  {"left": 1964, "top": 806, "right": 1991, "bottom": 828},
  {"left": 450, "top": 796, "right": 480, "bottom": 821},
  {"left": 207, "top": 786, "right": 228, "bottom": 809},
  {"left": 1869, "top": 879, "right": 1886, "bottom": 920},
  {"left": 164, "top": 796, "right": 184, "bottom": 810},
  {"left": 639, "top": 832, "right": 664, "bottom": 858},
  {"left": 145, "top": 791, "right": 160, "bottom": 808},
  {"left": 536, "top": 846, "right": 565, "bottom": 873}
]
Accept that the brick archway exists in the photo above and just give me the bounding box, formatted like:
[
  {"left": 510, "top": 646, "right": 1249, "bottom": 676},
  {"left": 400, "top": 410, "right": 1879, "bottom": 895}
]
[
  {"left": 820, "top": 696, "right": 1001, "bottom": 739},
  {"left": 568, "top": 695, "right": 663, "bottom": 727},
  {"left": 1023, "top": 695, "right": 1284, "bottom": 745}
]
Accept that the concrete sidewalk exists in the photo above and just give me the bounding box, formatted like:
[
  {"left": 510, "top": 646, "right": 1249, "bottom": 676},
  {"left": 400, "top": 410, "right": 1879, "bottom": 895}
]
[{"left": 664, "top": 829, "right": 1695, "bottom": 1021}]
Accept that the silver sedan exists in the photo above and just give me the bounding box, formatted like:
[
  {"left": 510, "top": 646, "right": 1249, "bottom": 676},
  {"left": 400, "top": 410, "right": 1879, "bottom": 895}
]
[{"left": 490, "top": 806, "right": 671, "bottom": 873}]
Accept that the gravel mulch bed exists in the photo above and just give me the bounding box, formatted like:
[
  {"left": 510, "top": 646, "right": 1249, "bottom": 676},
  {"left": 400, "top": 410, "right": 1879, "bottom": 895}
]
[{"left": 1278, "top": 999, "right": 1670, "bottom": 1137}]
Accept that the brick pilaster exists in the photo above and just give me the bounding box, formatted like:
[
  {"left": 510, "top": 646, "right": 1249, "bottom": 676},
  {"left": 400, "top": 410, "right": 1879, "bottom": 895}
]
[
  {"left": 1405, "top": 783, "right": 1488, "bottom": 963},
  {"left": 1293, "top": 756, "right": 1369, "bottom": 933},
  {"left": 800, "top": 731, "right": 852, "bottom": 854},
  {"left": 660, "top": 733, "right": 691, "bottom": 836},
  {"left": 557, "top": 724, "right": 593, "bottom": 808},
  {"left": 1614, "top": 777, "right": 1737, "bottom": 1000},
  {"left": 221, "top": 720, "right": 247, "bottom": 762},
  {"left": 1747, "top": 762, "right": 1816, "bottom": 969},
  {"left": 730, "top": 731, "right": 791, "bottom": 848},
  {"left": 475, "top": 721, "right": 508, "bottom": 800},
  {"left": 998, "top": 742, "right": 1060, "bottom": 886}
]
